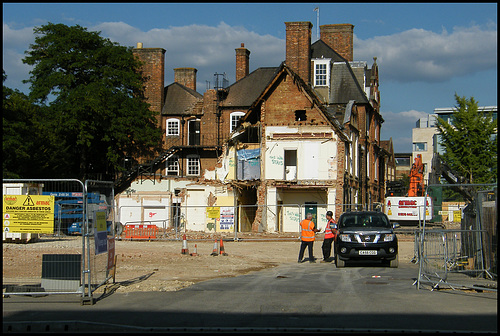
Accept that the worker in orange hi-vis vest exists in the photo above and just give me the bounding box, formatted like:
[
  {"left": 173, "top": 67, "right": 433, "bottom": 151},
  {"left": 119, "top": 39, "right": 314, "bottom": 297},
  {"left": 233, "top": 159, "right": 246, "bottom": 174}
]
[
  {"left": 321, "top": 210, "right": 338, "bottom": 263},
  {"left": 298, "top": 213, "right": 320, "bottom": 263}
]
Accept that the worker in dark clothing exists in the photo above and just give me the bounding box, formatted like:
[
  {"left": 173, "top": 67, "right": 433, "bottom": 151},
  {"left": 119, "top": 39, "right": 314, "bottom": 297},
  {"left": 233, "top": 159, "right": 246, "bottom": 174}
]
[{"left": 321, "top": 210, "right": 337, "bottom": 262}]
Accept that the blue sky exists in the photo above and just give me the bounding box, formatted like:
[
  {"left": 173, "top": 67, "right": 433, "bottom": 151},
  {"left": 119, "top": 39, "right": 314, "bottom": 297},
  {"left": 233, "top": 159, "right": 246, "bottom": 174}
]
[{"left": 3, "top": 2, "right": 497, "bottom": 152}]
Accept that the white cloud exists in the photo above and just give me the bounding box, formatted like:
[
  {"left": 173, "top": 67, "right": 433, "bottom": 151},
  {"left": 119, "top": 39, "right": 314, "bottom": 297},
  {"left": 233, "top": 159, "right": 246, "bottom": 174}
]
[
  {"left": 2, "top": 23, "right": 36, "bottom": 91},
  {"left": 381, "top": 110, "right": 430, "bottom": 152},
  {"left": 92, "top": 21, "right": 284, "bottom": 86},
  {"left": 3, "top": 21, "right": 285, "bottom": 93},
  {"left": 355, "top": 24, "right": 497, "bottom": 83}
]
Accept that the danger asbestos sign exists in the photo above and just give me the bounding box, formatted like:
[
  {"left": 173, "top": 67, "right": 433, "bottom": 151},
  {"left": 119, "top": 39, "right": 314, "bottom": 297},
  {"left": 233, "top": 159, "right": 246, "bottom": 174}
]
[{"left": 3, "top": 195, "right": 55, "bottom": 233}]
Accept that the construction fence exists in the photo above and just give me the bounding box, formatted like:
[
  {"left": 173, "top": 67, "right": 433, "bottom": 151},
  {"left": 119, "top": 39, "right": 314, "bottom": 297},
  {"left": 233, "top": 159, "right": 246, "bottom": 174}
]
[
  {"left": 415, "top": 184, "right": 497, "bottom": 292},
  {"left": 2, "top": 179, "right": 116, "bottom": 305},
  {"left": 116, "top": 202, "right": 385, "bottom": 240}
]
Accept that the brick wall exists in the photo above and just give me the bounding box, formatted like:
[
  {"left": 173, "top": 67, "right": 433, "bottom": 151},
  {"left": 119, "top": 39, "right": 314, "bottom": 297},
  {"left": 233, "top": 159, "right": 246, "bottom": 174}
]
[
  {"left": 320, "top": 24, "right": 354, "bottom": 62},
  {"left": 133, "top": 46, "right": 166, "bottom": 116},
  {"left": 264, "top": 71, "right": 329, "bottom": 126},
  {"left": 174, "top": 68, "right": 197, "bottom": 91},
  {"left": 285, "top": 22, "right": 312, "bottom": 84}
]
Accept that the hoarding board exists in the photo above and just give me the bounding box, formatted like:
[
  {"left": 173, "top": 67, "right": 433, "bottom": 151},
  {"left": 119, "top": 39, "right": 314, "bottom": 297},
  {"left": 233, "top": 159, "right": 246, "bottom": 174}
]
[{"left": 385, "top": 196, "right": 433, "bottom": 222}]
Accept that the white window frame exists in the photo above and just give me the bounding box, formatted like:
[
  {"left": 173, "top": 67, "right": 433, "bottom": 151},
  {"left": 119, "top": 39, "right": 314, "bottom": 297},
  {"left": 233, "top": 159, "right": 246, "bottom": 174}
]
[
  {"left": 166, "top": 156, "right": 179, "bottom": 176},
  {"left": 187, "top": 155, "right": 200, "bottom": 176},
  {"left": 313, "top": 59, "right": 330, "bottom": 87},
  {"left": 166, "top": 118, "right": 180, "bottom": 136},
  {"left": 230, "top": 112, "right": 245, "bottom": 133}
]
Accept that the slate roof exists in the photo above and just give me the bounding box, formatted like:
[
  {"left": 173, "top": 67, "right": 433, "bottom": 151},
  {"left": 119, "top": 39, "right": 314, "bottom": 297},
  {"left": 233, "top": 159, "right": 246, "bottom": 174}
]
[
  {"left": 219, "top": 67, "right": 279, "bottom": 108},
  {"left": 162, "top": 82, "right": 203, "bottom": 116},
  {"left": 311, "top": 39, "right": 346, "bottom": 62},
  {"left": 311, "top": 39, "right": 369, "bottom": 105}
]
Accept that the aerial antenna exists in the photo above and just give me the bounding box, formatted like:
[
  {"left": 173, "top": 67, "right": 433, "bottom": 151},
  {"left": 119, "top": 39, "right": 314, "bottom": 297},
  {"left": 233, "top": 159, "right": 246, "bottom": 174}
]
[{"left": 314, "top": 6, "right": 320, "bottom": 41}]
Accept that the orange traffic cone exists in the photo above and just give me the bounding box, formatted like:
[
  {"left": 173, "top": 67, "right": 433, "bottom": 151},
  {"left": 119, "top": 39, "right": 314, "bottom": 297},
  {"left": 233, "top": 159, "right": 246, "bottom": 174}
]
[
  {"left": 190, "top": 244, "right": 199, "bottom": 256},
  {"left": 181, "top": 234, "right": 189, "bottom": 255},
  {"left": 219, "top": 238, "right": 228, "bottom": 256},
  {"left": 210, "top": 239, "right": 218, "bottom": 256}
]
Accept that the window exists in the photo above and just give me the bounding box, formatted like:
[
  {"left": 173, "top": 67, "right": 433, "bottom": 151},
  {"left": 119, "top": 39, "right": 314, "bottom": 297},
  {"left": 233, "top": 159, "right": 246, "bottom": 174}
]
[
  {"left": 187, "top": 155, "right": 200, "bottom": 176},
  {"left": 295, "top": 110, "right": 307, "bottom": 121},
  {"left": 413, "top": 142, "right": 427, "bottom": 152},
  {"left": 230, "top": 112, "right": 245, "bottom": 133},
  {"left": 313, "top": 60, "right": 330, "bottom": 87},
  {"left": 166, "top": 118, "right": 180, "bottom": 136},
  {"left": 395, "top": 157, "right": 410, "bottom": 167},
  {"left": 166, "top": 156, "right": 179, "bottom": 176}
]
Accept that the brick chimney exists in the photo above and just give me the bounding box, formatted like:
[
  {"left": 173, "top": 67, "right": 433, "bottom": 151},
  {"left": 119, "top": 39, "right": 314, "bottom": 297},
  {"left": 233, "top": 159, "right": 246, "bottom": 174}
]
[
  {"left": 174, "top": 67, "right": 197, "bottom": 91},
  {"left": 132, "top": 43, "right": 166, "bottom": 115},
  {"left": 285, "top": 21, "right": 312, "bottom": 83},
  {"left": 320, "top": 24, "right": 354, "bottom": 61},
  {"left": 235, "top": 43, "right": 250, "bottom": 82}
]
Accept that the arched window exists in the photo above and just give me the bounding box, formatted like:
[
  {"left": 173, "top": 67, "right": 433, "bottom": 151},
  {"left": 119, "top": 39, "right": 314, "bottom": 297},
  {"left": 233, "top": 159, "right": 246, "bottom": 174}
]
[
  {"left": 166, "top": 118, "right": 180, "bottom": 136},
  {"left": 230, "top": 112, "right": 246, "bottom": 133}
]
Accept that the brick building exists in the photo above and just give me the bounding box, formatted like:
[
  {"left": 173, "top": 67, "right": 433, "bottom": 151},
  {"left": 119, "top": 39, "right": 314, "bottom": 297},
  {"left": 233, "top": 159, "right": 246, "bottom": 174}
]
[{"left": 116, "top": 21, "right": 390, "bottom": 233}]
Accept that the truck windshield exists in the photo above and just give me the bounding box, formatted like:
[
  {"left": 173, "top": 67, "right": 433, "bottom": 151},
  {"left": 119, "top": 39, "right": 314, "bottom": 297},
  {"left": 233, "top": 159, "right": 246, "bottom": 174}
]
[{"left": 339, "top": 214, "right": 390, "bottom": 229}]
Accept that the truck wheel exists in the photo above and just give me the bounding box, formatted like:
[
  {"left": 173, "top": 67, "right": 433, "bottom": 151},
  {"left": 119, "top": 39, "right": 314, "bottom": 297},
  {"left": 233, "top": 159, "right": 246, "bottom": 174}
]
[
  {"left": 389, "top": 255, "right": 399, "bottom": 268},
  {"left": 336, "top": 255, "right": 345, "bottom": 268}
]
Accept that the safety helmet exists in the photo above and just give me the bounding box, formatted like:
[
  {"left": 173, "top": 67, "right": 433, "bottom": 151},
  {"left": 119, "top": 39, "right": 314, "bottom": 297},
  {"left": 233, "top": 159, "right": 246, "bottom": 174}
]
[{"left": 326, "top": 211, "right": 333, "bottom": 217}]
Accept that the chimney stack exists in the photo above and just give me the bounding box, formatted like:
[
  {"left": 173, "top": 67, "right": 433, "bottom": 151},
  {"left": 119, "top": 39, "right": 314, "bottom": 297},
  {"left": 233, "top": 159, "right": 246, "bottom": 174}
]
[
  {"left": 285, "top": 22, "right": 312, "bottom": 84},
  {"left": 320, "top": 24, "right": 354, "bottom": 62},
  {"left": 235, "top": 43, "right": 250, "bottom": 82},
  {"left": 174, "top": 68, "right": 197, "bottom": 91},
  {"left": 132, "top": 43, "right": 166, "bottom": 116}
]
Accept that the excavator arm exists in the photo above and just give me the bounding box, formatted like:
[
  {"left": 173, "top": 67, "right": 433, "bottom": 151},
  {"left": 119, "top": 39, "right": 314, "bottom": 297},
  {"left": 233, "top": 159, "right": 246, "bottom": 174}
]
[{"left": 408, "top": 154, "right": 425, "bottom": 197}]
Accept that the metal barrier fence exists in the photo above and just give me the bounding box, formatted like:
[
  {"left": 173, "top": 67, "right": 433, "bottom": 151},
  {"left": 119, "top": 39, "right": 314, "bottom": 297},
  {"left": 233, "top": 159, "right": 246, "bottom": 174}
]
[
  {"left": 416, "top": 184, "right": 497, "bottom": 292},
  {"left": 2, "top": 179, "right": 115, "bottom": 304},
  {"left": 84, "top": 180, "right": 115, "bottom": 302},
  {"left": 116, "top": 202, "right": 385, "bottom": 240}
]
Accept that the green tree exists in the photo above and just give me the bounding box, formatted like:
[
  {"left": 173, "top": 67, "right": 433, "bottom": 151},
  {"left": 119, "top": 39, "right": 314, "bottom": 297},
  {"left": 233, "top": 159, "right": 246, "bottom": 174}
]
[
  {"left": 435, "top": 94, "right": 497, "bottom": 184},
  {"left": 3, "top": 71, "right": 70, "bottom": 178},
  {"left": 22, "top": 23, "right": 162, "bottom": 180}
]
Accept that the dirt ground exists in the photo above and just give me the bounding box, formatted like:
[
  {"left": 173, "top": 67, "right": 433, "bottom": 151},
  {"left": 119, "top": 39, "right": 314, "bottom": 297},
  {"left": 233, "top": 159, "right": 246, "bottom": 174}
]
[{"left": 2, "top": 232, "right": 416, "bottom": 293}]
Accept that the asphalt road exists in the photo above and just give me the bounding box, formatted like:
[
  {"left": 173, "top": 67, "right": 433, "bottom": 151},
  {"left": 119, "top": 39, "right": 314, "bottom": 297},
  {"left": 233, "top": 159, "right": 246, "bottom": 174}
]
[{"left": 3, "top": 261, "right": 497, "bottom": 333}]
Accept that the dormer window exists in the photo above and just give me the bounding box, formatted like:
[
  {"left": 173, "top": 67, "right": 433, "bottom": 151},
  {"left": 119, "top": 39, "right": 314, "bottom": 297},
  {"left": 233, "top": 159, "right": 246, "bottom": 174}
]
[{"left": 313, "top": 59, "right": 330, "bottom": 87}]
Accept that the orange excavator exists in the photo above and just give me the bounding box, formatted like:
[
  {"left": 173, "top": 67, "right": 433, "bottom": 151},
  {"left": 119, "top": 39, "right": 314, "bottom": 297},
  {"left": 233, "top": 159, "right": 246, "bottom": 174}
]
[{"left": 408, "top": 154, "right": 425, "bottom": 197}]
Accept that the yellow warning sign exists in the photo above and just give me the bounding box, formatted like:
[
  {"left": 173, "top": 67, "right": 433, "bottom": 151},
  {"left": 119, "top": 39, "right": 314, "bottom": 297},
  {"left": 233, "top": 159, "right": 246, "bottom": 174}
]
[
  {"left": 3, "top": 195, "right": 55, "bottom": 233},
  {"left": 206, "top": 207, "right": 220, "bottom": 219}
]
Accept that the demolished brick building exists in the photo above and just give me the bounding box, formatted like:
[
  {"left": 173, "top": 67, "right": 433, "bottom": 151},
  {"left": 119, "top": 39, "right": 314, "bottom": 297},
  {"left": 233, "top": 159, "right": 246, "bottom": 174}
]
[{"left": 115, "top": 21, "right": 393, "bottom": 233}]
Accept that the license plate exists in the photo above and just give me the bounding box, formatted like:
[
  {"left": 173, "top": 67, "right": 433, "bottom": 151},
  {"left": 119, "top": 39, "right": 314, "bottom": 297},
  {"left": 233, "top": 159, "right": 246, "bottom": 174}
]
[{"left": 359, "top": 250, "right": 377, "bottom": 255}]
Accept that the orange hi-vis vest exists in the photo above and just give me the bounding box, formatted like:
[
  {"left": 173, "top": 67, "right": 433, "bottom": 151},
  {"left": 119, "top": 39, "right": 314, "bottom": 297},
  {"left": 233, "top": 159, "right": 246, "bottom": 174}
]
[
  {"left": 324, "top": 219, "right": 336, "bottom": 239},
  {"left": 300, "top": 219, "right": 315, "bottom": 242}
]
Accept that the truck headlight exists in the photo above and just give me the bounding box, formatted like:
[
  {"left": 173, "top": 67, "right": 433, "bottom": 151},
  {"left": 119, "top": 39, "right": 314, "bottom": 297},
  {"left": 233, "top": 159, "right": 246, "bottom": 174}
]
[
  {"left": 383, "top": 234, "right": 395, "bottom": 242},
  {"left": 339, "top": 234, "right": 351, "bottom": 242}
]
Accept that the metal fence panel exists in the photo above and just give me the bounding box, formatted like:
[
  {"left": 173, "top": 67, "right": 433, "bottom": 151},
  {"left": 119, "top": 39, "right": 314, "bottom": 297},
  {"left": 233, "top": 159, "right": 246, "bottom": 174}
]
[
  {"left": 3, "top": 179, "right": 116, "bottom": 304},
  {"left": 416, "top": 184, "right": 497, "bottom": 292},
  {"left": 85, "top": 180, "right": 116, "bottom": 299},
  {"left": 3, "top": 179, "right": 86, "bottom": 298}
]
